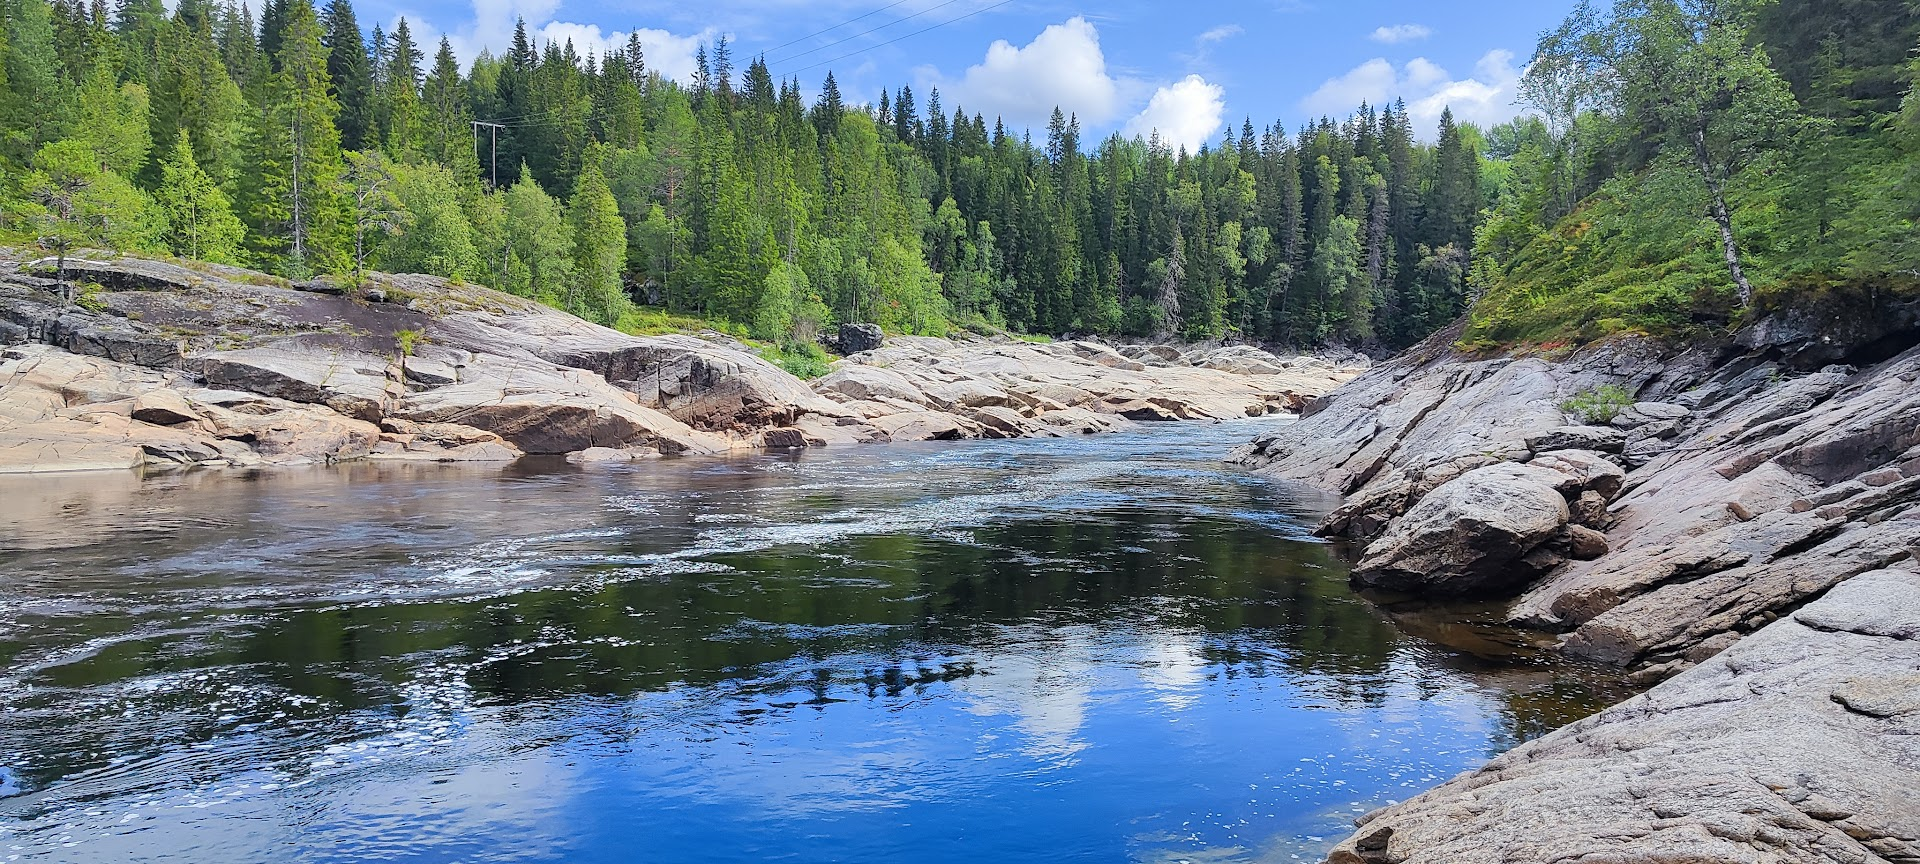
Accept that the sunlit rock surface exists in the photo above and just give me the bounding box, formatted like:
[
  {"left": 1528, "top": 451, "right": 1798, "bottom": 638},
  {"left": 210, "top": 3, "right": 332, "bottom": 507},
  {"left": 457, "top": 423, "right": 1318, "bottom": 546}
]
[{"left": 0, "top": 251, "right": 1360, "bottom": 473}]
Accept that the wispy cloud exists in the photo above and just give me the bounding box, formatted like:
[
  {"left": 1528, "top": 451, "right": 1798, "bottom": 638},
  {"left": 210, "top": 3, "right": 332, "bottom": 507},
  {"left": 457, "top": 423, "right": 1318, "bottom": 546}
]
[
  {"left": 1369, "top": 23, "right": 1431, "bottom": 44},
  {"left": 1198, "top": 24, "right": 1243, "bottom": 44}
]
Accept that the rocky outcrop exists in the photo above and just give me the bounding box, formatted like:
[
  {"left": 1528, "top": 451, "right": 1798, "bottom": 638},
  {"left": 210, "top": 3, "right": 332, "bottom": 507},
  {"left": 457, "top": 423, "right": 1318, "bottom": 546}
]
[
  {"left": 0, "top": 250, "right": 1360, "bottom": 473},
  {"left": 811, "top": 336, "right": 1355, "bottom": 435},
  {"left": 1323, "top": 568, "right": 1920, "bottom": 864},
  {"left": 1228, "top": 313, "right": 1920, "bottom": 863},
  {"left": 1235, "top": 319, "right": 1920, "bottom": 679}
]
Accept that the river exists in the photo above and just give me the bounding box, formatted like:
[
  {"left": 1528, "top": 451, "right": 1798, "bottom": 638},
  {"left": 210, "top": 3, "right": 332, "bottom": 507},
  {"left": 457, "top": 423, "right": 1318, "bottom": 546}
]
[{"left": 0, "top": 420, "right": 1629, "bottom": 863}]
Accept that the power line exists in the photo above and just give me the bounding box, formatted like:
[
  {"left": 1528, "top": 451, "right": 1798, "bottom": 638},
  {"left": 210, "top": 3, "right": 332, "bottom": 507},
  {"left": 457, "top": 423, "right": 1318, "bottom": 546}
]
[
  {"left": 758, "top": 0, "right": 915, "bottom": 57},
  {"left": 784, "top": 0, "right": 1015, "bottom": 76},
  {"left": 766, "top": 0, "right": 969, "bottom": 65}
]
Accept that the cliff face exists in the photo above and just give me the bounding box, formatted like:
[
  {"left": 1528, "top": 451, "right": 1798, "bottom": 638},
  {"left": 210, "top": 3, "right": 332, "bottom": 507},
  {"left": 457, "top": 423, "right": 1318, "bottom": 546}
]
[
  {"left": 0, "top": 252, "right": 1360, "bottom": 474},
  {"left": 1232, "top": 314, "right": 1920, "bottom": 862}
]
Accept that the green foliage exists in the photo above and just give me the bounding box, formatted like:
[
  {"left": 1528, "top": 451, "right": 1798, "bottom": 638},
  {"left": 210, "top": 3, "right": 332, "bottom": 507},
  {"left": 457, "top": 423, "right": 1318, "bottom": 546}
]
[
  {"left": 1560, "top": 385, "right": 1634, "bottom": 425},
  {"left": 241, "top": 0, "right": 349, "bottom": 277},
  {"left": 568, "top": 164, "right": 628, "bottom": 325},
  {"left": 72, "top": 66, "right": 152, "bottom": 178},
  {"left": 394, "top": 327, "right": 423, "bottom": 356},
  {"left": 758, "top": 340, "right": 832, "bottom": 380},
  {"left": 155, "top": 130, "right": 245, "bottom": 264},
  {"left": 616, "top": 305, "right": 742, "bottom": 337},
  {"left": 0, "top": 0, "right": 1505, "bottom": 350},
  {"left": 13, "top": 140, "right": 163, "bottom": 257},
  {"left": 377, "top": 161, "right": 479, "bottom": 280},
  {"left": 1475, "top": 0, "right": 1913, "bottom": 348},
  {"left": 499, "top": 170, "right": 573, "bottom": 303}
]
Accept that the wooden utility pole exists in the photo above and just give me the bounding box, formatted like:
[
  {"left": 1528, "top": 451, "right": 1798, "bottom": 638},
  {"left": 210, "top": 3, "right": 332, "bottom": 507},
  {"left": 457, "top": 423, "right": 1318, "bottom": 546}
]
[{"left": 472, "top": 121, "right": 505, "bottom": 189}]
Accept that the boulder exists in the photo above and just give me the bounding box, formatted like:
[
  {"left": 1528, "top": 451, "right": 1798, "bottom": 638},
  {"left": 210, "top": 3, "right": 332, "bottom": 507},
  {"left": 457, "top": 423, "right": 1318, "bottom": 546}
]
[
  {"left": 1059, "top": 340, "right": 1147, "bottom": 371},
  {"left": 835, "top": 323, "right": 885, "bottom": 355},
  {"left": 964, "top": 405, "right": 1047, "bottom": 439},
  {"left": 1565, "top": 525, "right": 1610, "bottom": 560},
  {"left": 1352, "top": 463, "right": 1574, "bottom": 597},
  {"left": 1527, "top": 449, "right": 1626, "bottom": 499},
  {"left": 130, "top": 389, "right": 202, "bottom": 426},
  {"left": 1526, "top": 425, "right": 1627, "bottom": 455}
]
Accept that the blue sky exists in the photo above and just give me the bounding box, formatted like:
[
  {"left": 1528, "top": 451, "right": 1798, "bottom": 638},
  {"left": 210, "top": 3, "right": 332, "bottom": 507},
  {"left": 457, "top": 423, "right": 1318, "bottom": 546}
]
[{"left": 371, "top": 0, "right": 1579, "bottom": 148}]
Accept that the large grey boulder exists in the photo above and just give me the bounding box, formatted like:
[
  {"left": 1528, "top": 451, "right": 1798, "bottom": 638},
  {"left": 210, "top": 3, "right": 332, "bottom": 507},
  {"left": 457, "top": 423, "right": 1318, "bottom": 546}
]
[
  {"left": 835, "top": 322, "right": 884, "bottom": 355},
  {"left": 1352, "top": 463, "right": 1575, "bottom": 596}
]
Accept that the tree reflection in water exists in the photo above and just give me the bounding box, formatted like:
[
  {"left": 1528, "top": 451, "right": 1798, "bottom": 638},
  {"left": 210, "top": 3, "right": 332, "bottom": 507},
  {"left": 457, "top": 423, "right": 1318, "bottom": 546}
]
[{"left": 0, "top": 423, "right": 1633, "bottom": 864}]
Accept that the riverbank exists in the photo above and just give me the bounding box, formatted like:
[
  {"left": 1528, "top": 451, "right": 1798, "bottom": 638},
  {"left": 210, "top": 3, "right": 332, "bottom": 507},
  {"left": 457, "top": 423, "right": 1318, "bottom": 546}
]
[
  {"left": 0, "top": 251, "right": 1361, "bottom": 474},
  {"left": 1231, "top": 308, "right": 1920, "bottom": 861}
]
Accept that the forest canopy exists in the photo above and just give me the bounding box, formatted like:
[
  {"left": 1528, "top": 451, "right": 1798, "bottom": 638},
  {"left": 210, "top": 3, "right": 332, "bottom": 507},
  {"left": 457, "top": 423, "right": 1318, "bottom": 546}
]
[
  {"left": 2, "top": 0, "right": 1911, "bottom": 353},
  {"left": 0, "top": 0, "right": 1495, "bottom": 352}
]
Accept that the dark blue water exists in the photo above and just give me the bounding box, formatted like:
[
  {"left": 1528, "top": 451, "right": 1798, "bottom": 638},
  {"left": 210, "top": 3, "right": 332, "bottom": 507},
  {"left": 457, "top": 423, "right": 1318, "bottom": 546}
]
[{"left": 0, "top": 421, "right": 1626, "bottom": 863}]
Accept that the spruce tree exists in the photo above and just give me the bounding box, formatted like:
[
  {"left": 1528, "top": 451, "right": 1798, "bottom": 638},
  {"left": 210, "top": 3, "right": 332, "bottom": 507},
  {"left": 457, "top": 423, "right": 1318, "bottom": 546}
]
[
  {"left": 568, "top": 165, "right": 628, "bottom": 325},
  {"left": 242, "top": 0, "right": 348, "bottom": 275},
  {"left": 379, "top": 17, "right": 420, "bottom": 153},
  {"left": 320, "top": 0, "right": 372, "bottom": 151},
  {"left": 1, "top": 0, "right": 69, "bottom": 164},
  {"left": 420, "top": 36, "right": 472, "bottom": 172},
  {"left": 73, "top": 63, "right": 152, "bottom": 177},
  {"left": 155, "top": 129, "right": 245, "bottom": 262}
]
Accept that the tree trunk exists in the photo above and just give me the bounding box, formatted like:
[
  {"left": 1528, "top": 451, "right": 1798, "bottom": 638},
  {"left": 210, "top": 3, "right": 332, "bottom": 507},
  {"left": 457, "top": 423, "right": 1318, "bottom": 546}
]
[{"left": 1694, "top": 124, "right": 1754, "bottom": 308}]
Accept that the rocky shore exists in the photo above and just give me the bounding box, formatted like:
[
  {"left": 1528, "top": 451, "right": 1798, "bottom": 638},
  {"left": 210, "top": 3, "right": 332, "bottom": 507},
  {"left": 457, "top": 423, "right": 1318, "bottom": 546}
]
[
  {"left": 0, "top": 251, "right": 1360, "bottom": 474},
  {"left": 1231, "top": 309, "right": 1920, "bottom": 861}
]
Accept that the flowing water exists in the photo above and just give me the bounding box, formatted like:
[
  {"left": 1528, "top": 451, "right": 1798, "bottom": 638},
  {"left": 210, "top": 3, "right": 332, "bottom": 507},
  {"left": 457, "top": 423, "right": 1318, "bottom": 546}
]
[{"left": 0, "top": 420, "right": 1630, "bottom": 863}]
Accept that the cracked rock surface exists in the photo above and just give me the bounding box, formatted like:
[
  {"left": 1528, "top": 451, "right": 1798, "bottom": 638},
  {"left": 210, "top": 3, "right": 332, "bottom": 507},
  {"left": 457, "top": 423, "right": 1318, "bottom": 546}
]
[{"left": 1322, "top": 568, "right": 1920, "bottom": 864}]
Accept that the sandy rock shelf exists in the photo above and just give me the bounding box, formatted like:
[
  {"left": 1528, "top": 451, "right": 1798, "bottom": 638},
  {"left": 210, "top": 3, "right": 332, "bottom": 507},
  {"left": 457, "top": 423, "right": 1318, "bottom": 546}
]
[{"left": 0, "top": 252, "right": 1362, "bottom": 474}]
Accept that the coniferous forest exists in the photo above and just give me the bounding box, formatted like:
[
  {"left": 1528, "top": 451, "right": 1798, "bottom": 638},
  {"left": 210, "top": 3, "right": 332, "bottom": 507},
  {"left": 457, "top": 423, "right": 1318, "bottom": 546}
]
[
  {"left": 1, "top": 0, "right": 1915, "bottom": 356},
  {"left": 0, "top": 0, "right": 1495, "bottom": 354}
]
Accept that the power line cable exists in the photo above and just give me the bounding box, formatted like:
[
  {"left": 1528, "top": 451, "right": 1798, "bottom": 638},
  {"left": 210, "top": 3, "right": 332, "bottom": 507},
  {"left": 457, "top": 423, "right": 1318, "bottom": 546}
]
[
  {"left": 758, "top": 0, "right": 915, "bottom": 56},
  {"left": 784, "top": 0, "right": 1014, "bottom": 76},
  {"left": 766, "top": 0, "right": 968, "bottom": 65}
]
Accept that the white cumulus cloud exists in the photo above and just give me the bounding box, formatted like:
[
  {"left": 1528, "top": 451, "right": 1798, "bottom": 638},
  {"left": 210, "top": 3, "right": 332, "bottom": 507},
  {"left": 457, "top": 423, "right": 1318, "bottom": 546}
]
[
  {"left": 1369, "top": 23, "right": 1431, "bottom": 44},
  {"left": 531, "top": 22, "right": 709, "bottom": 81},
  {"left": 1124, "top": 75, "right": 1227, "bottom": 153},
  {"left": 922, "top": 16, "right": 1131, "bottom": 133},
  {"left": 412, "top": 0, "right": 707, "bottom": 84},
  {"left": 1302, "top": 49, "right": 1524, "bottom": 138}
]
